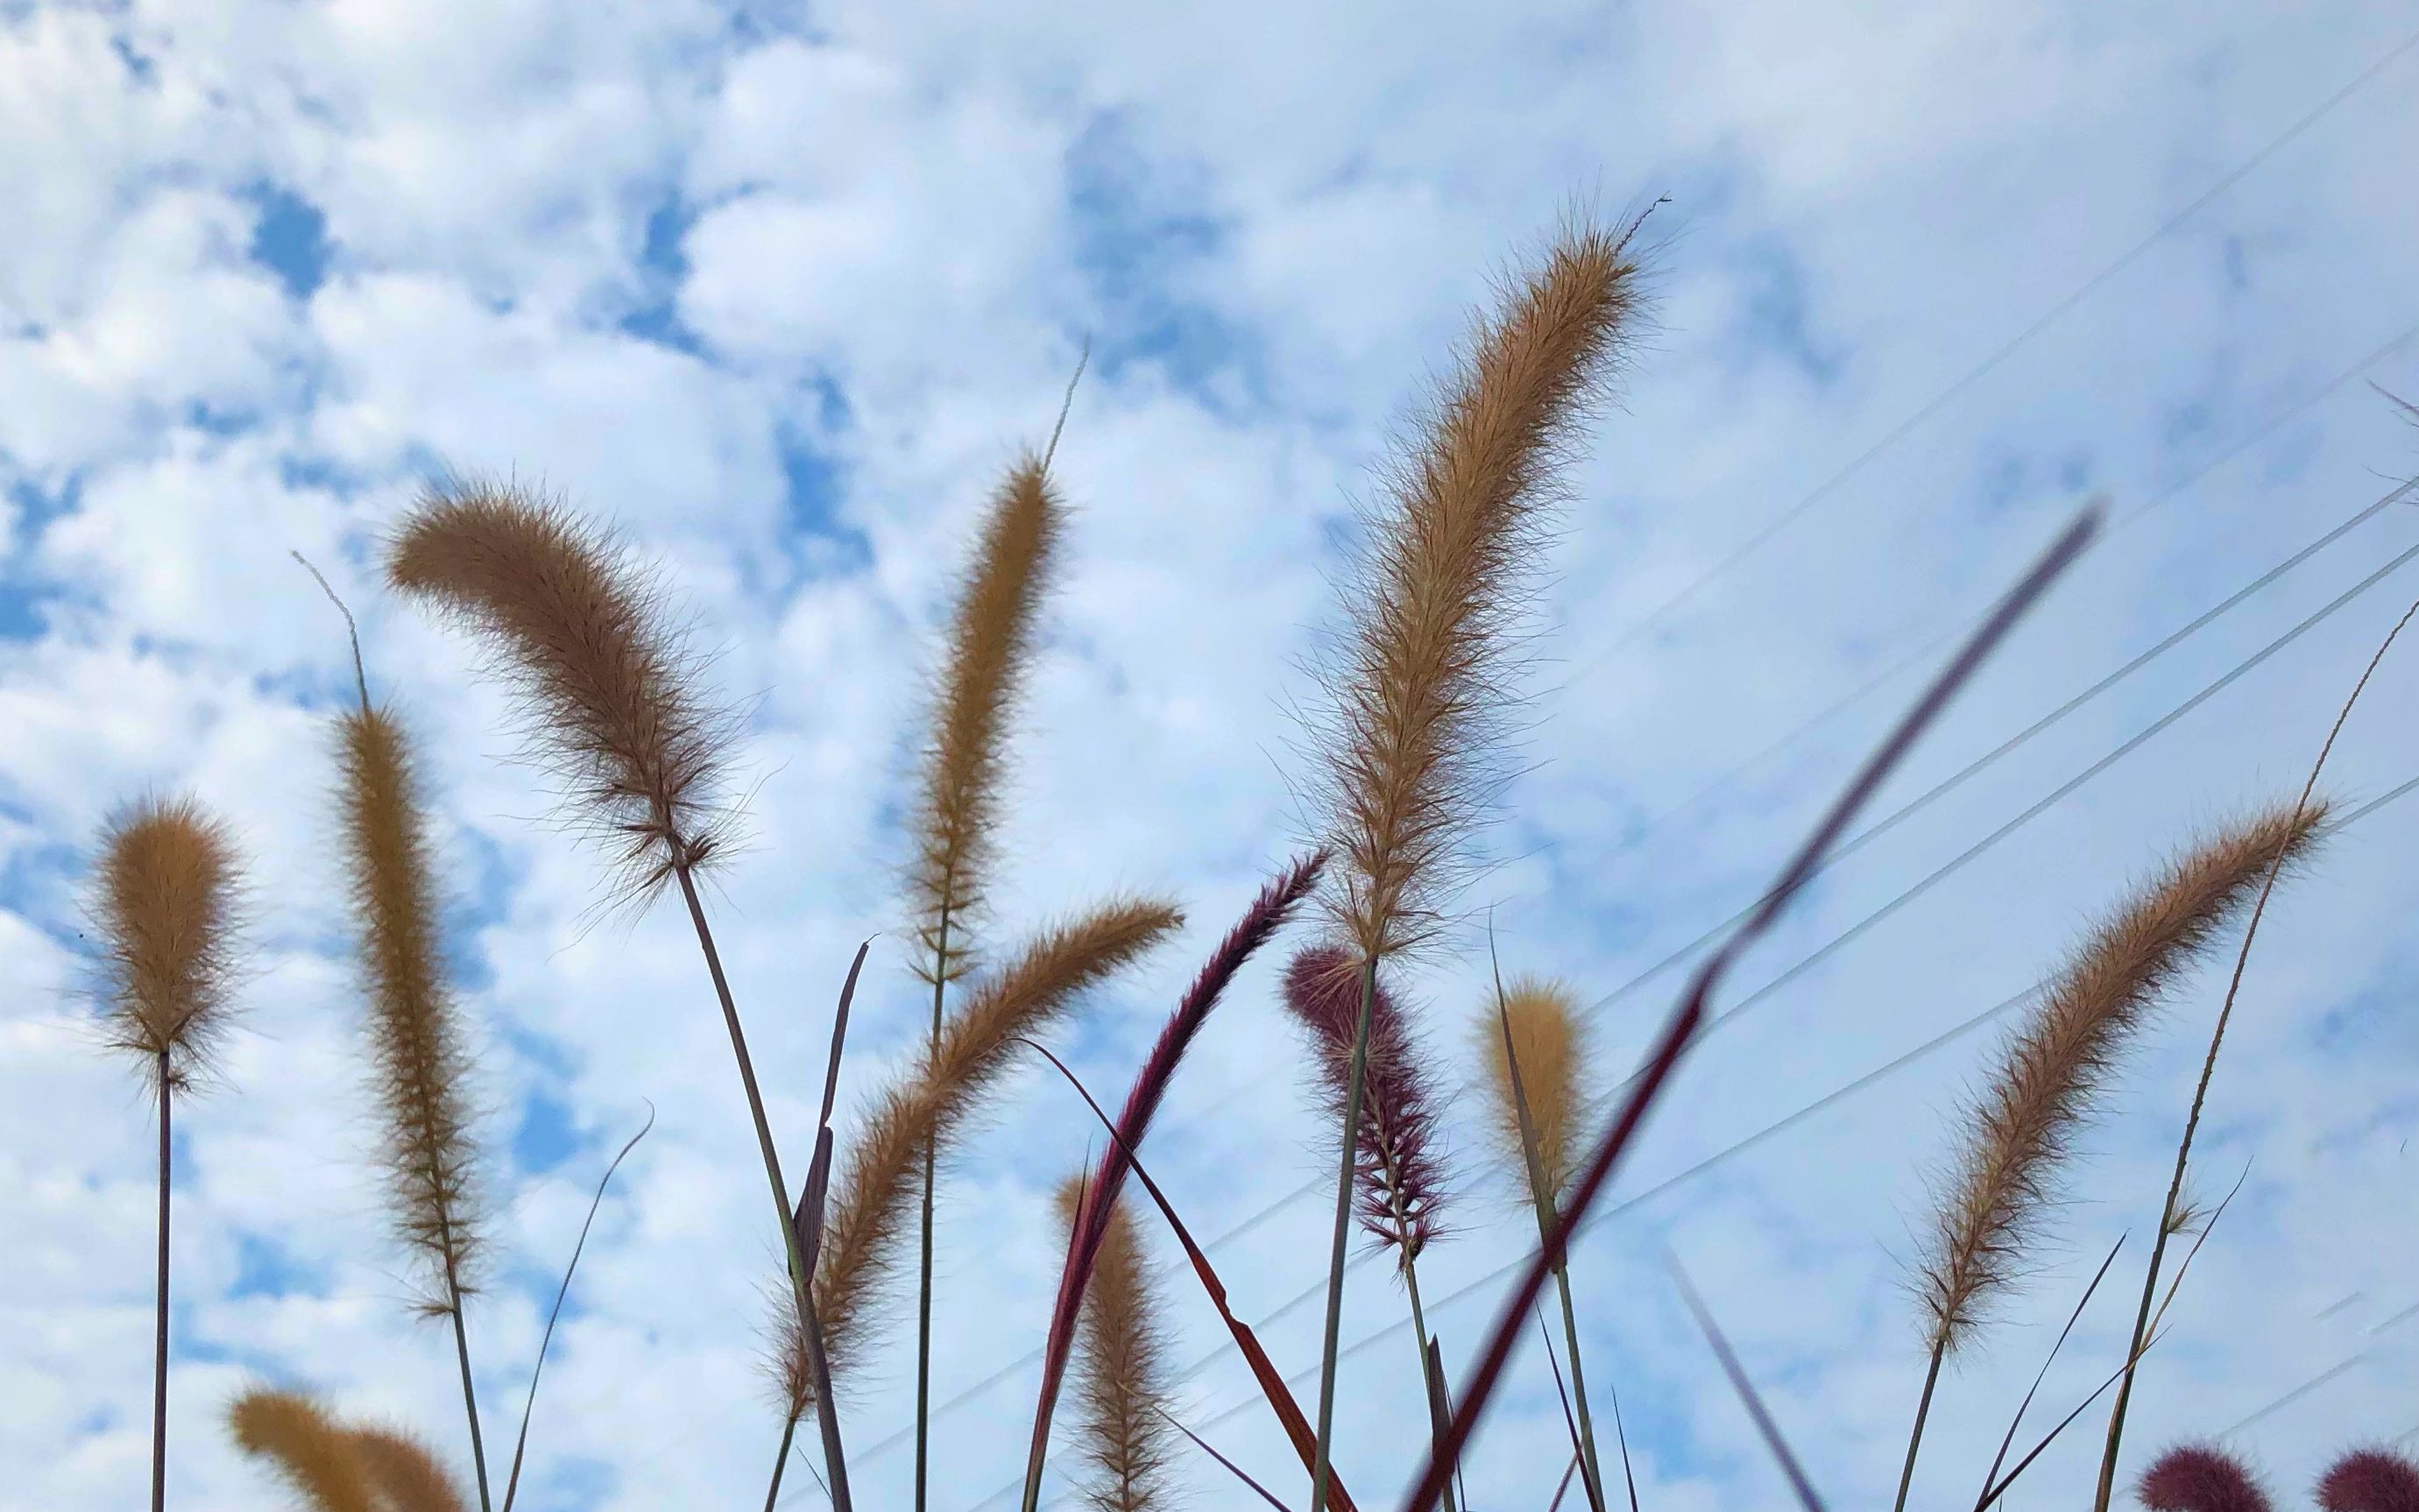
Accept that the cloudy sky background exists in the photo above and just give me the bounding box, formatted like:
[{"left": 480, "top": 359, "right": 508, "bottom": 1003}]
[{"left": 5, "top": 1, "right": 2419, "bottom": 1508}]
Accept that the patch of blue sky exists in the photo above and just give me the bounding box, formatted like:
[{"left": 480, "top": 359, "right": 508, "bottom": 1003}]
[{"left": 243, "top": 182, "right": 332, "bottom": 303}]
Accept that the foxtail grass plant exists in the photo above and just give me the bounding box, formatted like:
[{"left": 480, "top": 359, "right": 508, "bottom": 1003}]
[
  {"left": 1053, "top": 1178, "right": 1176, "bottom": 1512},
  {"left": 905, "top": 438, "right": 1067, "bottom": 1512},
  {"left": 1305, "top": 210, "right": 1648, "bottom": 1512},
  {"left": 92, "top": 794, "right": 246, "bottom": 1512},
  {"left": 382, "top": 484, "right": 860, "bottom": 1502},
  {"left": 1897, "top": 801, "right": 2326, "bottom": 1512},
  {"left": 2136, "top": 1445, "right": 2275, "bottom": 1512},
  {"left": 2091, "top": 602, "right": 2416, "bottom": 1512},
  {"left": 2318, "top": 1448, "right": 2419, "bottom": 1512},
  {"left": 786, "top": 899, "right": 1181, "bottom": 1404},
  {"left": 305, "top": 566, "right": 496, "bottom": 1512}
]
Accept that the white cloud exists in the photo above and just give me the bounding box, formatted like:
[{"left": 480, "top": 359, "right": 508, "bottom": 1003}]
[{"left": 4, "top": 1, "right": 2418, "bottom": 1510}]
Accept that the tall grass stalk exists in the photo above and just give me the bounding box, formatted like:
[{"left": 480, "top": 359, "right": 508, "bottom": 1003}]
[{"left": 2090, "top": 598, "right": 2418, "bottom": 1512}]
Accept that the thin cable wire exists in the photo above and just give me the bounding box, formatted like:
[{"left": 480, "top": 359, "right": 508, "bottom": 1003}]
[
  {"left": 1579, "top": 25, "right": 2419, "bottom": 663},
  {"left": 860, "top": 493, "right": 2419, "bottom": 1474}
]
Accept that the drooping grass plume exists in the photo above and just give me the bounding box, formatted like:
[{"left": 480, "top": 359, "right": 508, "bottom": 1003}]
[
  {"left": 1053, "top": 1177, "right": 1176, "bottom": 1512},
  {"left": 229, "top": 1389, "right": 378, "bottom": 1512},
  {"left": 384, "top": 478, "right": 740, "bottom": 905},
  {"left": 781, "top": 898, "right": 1182, "bottom": 1406},
  {"left": 906, "top": 446, "right": 1066, "bottom": 1512},
  {"left": 387, "top": 483, "right": 845, "bottom": 1502},
  {"left": 1284, "top": 943, "right": 1449, "bottom": 1261},
  {"left": 1024, "top": 854, "right": 1326, "bottom": 1512},
  {"left": 336, "top": 701, "right": 495, "bottom": 1511},
  {"left": 1897, "top": 801, "right": 2325, "bottom": 1512},
  {"left": 92, "top": 794, "right": 246, "bottom": 1512},
  {"left": 1313, "top": 215, "right": 1645, "bottom": 962},
  {"left": 1303, "top": 209, "right": 1646, "bottom": 1512},
  {"left": 1479, "top": 976, "right": 1589, "bottom": 1211},
  {"left": 2137, "top": 1445, "right": 2274, "bottom": 1512},
  {"left": 2094, "top": 602, "right": 2410, "bottom": 1512},
  {"left": 2318, "top": 1448, "right": 2419, "bottom": 1512}
]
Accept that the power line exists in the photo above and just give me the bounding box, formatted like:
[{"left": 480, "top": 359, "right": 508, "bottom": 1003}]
[
  {"left": 860, "top": 496, "right": 2419, "bottom": 1478},
  {"left": 1580, "top": 24, "right": 2419, "bottom": 663},
  {"left": 961, "top": 767, "right": 2419, "bottom": 1512}
]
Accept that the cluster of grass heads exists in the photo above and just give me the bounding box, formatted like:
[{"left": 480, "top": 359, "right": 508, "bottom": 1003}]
[{"left": 74, "top": 208, "right": 2419, "bottom": 1512}]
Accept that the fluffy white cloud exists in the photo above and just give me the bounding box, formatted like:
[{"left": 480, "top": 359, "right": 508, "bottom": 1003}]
[{"left": 4, "top": 1, "right": 2418, "bottom": 1510}]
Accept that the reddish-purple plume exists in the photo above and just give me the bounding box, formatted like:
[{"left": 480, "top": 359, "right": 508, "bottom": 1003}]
[
  {"left": 1281, "top": 943, "right": 1448, "bottom": 1264},
  {"left": 2319, "top": 1449, "right": 2419, "bottom": 1512},
  {"left": 2138, "top": 1445, "right": 2274, "bottom": 1512},
  {"left": 1026, "top": 852, "right": 1327, "bottom": 1500}
]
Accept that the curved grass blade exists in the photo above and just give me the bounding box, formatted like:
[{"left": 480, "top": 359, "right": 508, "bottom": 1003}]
[
  {"left": 1973, "top": 1233, "right": 2126, "bottom": 1509},
  {"left": 500, "top": 1103, "right": 655, "bottom": 1512},
  {"left": 1397, "top": 507, "right": 2102, "bottom": 1512},
  {"left": 1161, "top": 1408, "right": 1295, "bottom": 1512},
  {"left": 1020, "top": 1037, "right": 1362, "bottom": 1512},
  {"left": 1664, "top": 1252, "right": 1824, "bottom": 1512}
]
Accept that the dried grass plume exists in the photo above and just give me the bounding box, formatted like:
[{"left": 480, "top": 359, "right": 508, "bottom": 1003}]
[
  {"left": 338, "top": 703, "right": 487, "bottom": 1312},
  {"left": 1920, "top": 802, "right": 2325, "bottom": 1355},
  {"left": 1318, "top": 215, "right": 1646, "bottom": 959},
  {"left": 93, "top": 795, "right": 244, "bottom": 1095},
  {"left": 1054, "top": 1176, "right": 1175, "bottom": 1512},
  {"left": 385, "top": 479, "right": 740, "bottom": 905},
  {"left": 777, "top": 897, "right": 1183, "bottom": 1410},
  {"left": 1283, "top": 943, "right": 1450, "bottom": 1262},
  {"left": 1478, "top": 976, "right": 1589, "bottom": 1209},
  {"left": 229, "top": 1389, "right": 376, "bottom": 1512},
  {"left": 909, "top": 452, "right": 1065, "bottom": 984}
]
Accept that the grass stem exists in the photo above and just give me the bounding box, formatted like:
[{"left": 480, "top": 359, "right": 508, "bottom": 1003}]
[
  {"left": 1893, "top": 1343, "right": 1945, "bottom": 1512},
  {"left": 151, "top": 1050, "right": 169, "bottom": 1512},
  {"left": 916, "top": 908, "right": 950, "bottom": 1512},
  {"left": 1308, "top": 955, "right": 1379, "bottom": 1512}
]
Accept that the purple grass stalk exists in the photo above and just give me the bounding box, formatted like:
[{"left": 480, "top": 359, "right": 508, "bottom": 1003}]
[
  {"left": 1022, "top": 853, "right": 1326, "bottom": 1512},
  {"left": 1395, "top": 506, "right": 2098, "bottom": 1512}
]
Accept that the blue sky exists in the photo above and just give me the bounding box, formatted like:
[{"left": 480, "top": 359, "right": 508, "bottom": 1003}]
[{"left": 4, "top": 3, "right": 2419, "bottom": 1509}]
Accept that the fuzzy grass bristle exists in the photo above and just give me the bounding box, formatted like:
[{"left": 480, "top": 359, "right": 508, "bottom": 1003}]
[
  {"left": 338, "top": 703, "right": 487, "bottom": 1312},
  {"left": 2319, "top": 1448, "right": 2419, "bottom": 1512},
  {"left": 350, "top": 1426, "right": 470, "bottom": 1512},
  {"left": 909, "top": 451, "right": 1065, "bottom": 985},
  {"left": 1054, "top": 1177, "right": 1175, "bottom": 1512},
  {"left": 1282, "top": 943, "right": 1450, "bottom": 1262},
  {"left": 384, "top": 478, "right": 740, "bottom": 907},
  {"left": 1480, "top": 976, "right": 1589, "bottom": 1209},
  {"left": 778, "top": 896, "right": 1182, "bottom": 1409},
  {"left": 1920, "top": 801, "right": 2326, "bottom": 1356},
  {"left": 230, "top": 1389, "right": 378, "bottom": 1512},
  {"left": 1317, "top": 215, "right": 1646, "bottom": 961},
  {"left": 2138, "top": 1445, "right": 2274, "bottom": 1512},
  {"left": 93, "top": 794, "right": 244, "bottom": 1095}
]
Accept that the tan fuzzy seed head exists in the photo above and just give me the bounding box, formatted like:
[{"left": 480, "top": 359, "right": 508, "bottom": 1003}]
[
  {"left": 385, "top": 478, "right": 740, "bottom": 908},
  {"left": 92, "top": 794, "right": 245, "bottom": 1097},
  {"left": 1480, "top": 976, "right": 1590, "bottom": 1210},
  {"left": 1319, "top": 216, "right": 1648, "bottom": 960},
  {"left": 1918, "top": 800, "right": 2326, "bottom": 1355}
]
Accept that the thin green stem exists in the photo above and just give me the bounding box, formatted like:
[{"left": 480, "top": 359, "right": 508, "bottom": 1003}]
[
  {"left": 916, "top": 907, "right": 950, "bottom": 1512},
  {"left": 1893, "top": 1342, "right": 1945, "bottom": 1512},
  {"left": 1308, "top": 955, "right": 1378, "bottom": 1512},
  {"left": 443, "top": 1261, "right": 493, "bottom": 1512},
  {"left": 1398, "top": 1250, "right": 1457, "bottom": 1512},
  {"left": 765, "top": 1413, "right": 800, "bottom": 1512},
  {"left": 675, "top": 865, "right": 851, "bottom": 1511},
  {"left": 151, "top": 1053, "right": 169, "bottom": 1512},
  {"left": 1547, "top": 1257, "right": 1608, "bottom": 1512}
]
